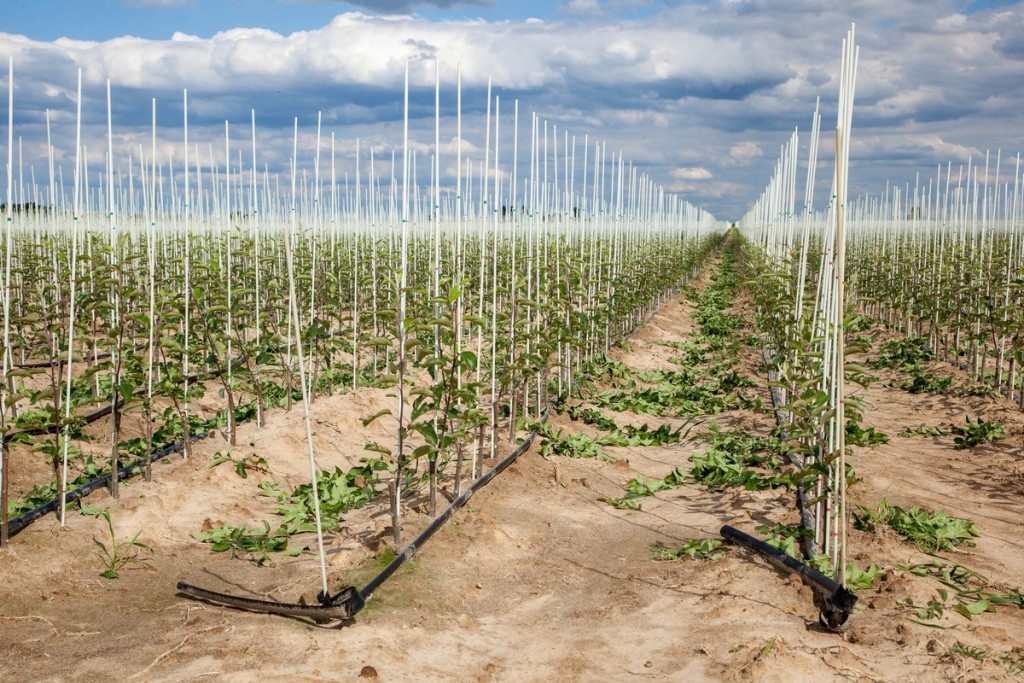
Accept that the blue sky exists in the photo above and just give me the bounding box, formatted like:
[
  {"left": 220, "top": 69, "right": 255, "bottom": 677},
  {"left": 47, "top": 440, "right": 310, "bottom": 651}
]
[
  {"left": 5, "top": 1, "right": 676, "bottom": 41},
  {"left": 3, "top": 0, "right": 1024, "bottom": 218}
]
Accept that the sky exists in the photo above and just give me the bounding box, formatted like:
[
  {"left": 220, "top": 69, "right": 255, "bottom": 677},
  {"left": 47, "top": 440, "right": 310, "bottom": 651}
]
[{"left": 2, "top": 0, "right": 1023, "bottom": 219}]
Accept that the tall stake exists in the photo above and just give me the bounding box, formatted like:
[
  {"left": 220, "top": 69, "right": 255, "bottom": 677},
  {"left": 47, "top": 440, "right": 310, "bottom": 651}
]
[
  {"left": 145, "top": 97, "right": 156, "bottom": 482},
  {"left": 834, "top": 125, "right": 847, "bottom": 585},
  {"left": 59, "top": 69, "right": 83, "bottom": 527},
  {"left": 393, "top": 60, "right": 411, "bottom": 546},
  {"left": 106, "top": 79, "right": 122, "bottom": 499},
  {"left": 284, "top": 187, "right": 330, "bottom": 600},
  {"left": 182, "top": 89, "right": 192, "bottom": 458},
  {"left": 1, "top": 58, "right": 13, "bottom": 546}
]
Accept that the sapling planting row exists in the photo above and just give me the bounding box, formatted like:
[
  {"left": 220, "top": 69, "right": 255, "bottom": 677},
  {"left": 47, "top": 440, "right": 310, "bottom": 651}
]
[
  {"left": 742, "top": 22, "right": 1024, "bottom": 608},
  {"left": 740, "top": 27, "right": 860, "bottom": 588},
  {"left": 0, "top": 59, "right": 722, "bottom": 549}
]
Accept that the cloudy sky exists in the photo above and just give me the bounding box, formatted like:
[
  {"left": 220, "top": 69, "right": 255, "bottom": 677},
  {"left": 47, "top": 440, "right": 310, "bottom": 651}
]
[{"left": 2, "top": 0, "right": 1023, "bottom": 219}]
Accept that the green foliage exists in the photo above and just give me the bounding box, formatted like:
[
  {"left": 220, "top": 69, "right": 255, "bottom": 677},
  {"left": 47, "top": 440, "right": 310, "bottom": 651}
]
[
  {"left": 897, "top": 560, "right": 1024, "bottom": 630},
  {"left": 191, "top": 520, "right": 296, "bottom": 566},
  {"left": 8, "top": 455, "right": 104, "bottom": 516},
  {"left": 701, "top": 424, "right": 780, "bottom": 461},
  {"left": 899, "top": 424, "right": 951, "bottom": 437},
  {"left": 845, "top": 420, "right": 889, "bottom": 447},
  {"left": 599, "top": 496, "right": 642, "bottom": 510},
  {"left": 275, "top": 463, "right": 381, "bottom": 534},
  {"left": 566, "top": 405, "right": 618, "bottom": 431},
  {"left": 898, "top": 590, "right": 951, "bottom": 626},
  {"left": 194, "top": 462, "right": 381, "bottom": 565},
  {"left": 628, "top": 467, "right": 688, "bottom": 497},
  {"left": 948, "top": 642, "right": 988, "bottom": 662},
  {"left": 526, "top": 421, "right": 608, "bottom": 460},
  {"left": 210, "top": 451, "right": 269, "bottom": 479},
  {"left": 689, "top": 448, "right": 790, "bottom": 491},
  {"left": 1002, "top": 650, "right": 1024, "bottom": 675},
  {"left": 854, "top": 500, "right": 978, "bottom": 552},
  {"left": 597, "top": 422, "right": 691, "bottom": 447},
  {"left": 844, "top": 563, "right": 884, "bottom": 591},
  {"left": 543, "top": 430, "right": 605, "bottom": 459},
  {"left": 808, "top": 554, "right": 884, "bottom": 590},
  {"left": 593, "top": 380, "right": 758, "bottom": 417},
  {"left": 688, "top": 426, "right": 787, "bottom": 491},
  {"left": 871, "top": 337, "right": 936, "bottom": 370},
  {"left": 756, "top": 523, "right": 810, "bottom": 558},
  {"left": 899, "top": 365, "right": 954, "bottom": 394},
  {"left": 660, "top": 339, "right": 705, "bottom": 366},
  {"left": 577, "top": 356, "right": 633, "bottom": 389},
  {"left": 955, "top": 380, "right": 1000, "bottom": 398},
  {"left": 651, "top": 538, "right": 724, "bottom": 562},
  {"left": 952, "top": 417, "right": 1006, "bottom": 449},
  {"left": 584, "top": 248, "right": 761, "bottom": 421},
  {"left": 80, "top": 501, "right": 152, "bottom": 579}
]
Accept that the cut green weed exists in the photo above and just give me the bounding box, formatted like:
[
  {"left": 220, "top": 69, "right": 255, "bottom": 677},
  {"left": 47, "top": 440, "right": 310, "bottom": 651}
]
[
  {"left": 855, "top": 500, "right": 978, "bottom": 552},
  {"left": 651, "top": 538, "right": 724, "bottom": 562},
  {"left": 952, "top": 417, "right": 1006, "bottom": 449}
]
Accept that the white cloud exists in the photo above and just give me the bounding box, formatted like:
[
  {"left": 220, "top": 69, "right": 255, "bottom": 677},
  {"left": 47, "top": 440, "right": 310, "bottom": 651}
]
[
  {"left": 562, "top": 0, "right": 602, "bottom": 14},
  {"left": 672, "top": 166, "right": 713, "bottom": 180},
  {"left": 0, "top": 0, "right": 1022, "bottom": 219},
  {"left": 318, "top": 0, "right": 496, "bottom": 13},
  {"left": 562, "top": 0, "right": 654, "bottom": 16},
  {"left": 728, "top": 141, "right": 764, "bottom": 162}
]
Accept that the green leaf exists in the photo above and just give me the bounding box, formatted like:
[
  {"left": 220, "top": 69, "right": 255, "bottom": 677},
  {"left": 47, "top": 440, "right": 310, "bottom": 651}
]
[
  {"left": 954, "top": 599, "right": 993, "bottom": 619},
  {"left": 361, "top": 409, "right": 392, "bottom": 427}
]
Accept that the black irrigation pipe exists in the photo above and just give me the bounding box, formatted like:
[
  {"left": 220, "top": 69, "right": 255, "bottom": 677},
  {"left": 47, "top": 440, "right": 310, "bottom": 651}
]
[
  {"left": 3, "top": 339, "right": 351, "bottom": 444},
  {"left": 13, "top": 343, "right": 148, "bottom": 370},
  {"left": 721, "top": 524, "right": 857, "bottom": 631},
  {"left": 176, "top": 241, "right": 722, "bottom": 622},
  {"left": 4, "top": 398, "right": 123, "bottom": 443},
  {"left": 3, "top": 361, "right": 227, "bottom": 444},
  {"left": 3, "top": 350, "right": 272, "bottom": 534},
  {"left": 176, "top": 400, "right": 556, "bottom": 624},
  {"left": 6, "top": 430, "right": 212, "bottom": 536},
  {"left": 357, "top": 404, "right": 553, "bottom": 606},
  {"left": 3, "top": 345, "right": 307, "bottom": 535}
]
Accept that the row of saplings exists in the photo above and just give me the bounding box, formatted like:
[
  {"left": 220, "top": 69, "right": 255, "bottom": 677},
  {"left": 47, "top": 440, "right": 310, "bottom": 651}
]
[
  {"left": 526, "top": 241, "right": 1024, "bottom": 673},
  {"left": 69, "top": 241, "right": 1024, "bottom": 676}
]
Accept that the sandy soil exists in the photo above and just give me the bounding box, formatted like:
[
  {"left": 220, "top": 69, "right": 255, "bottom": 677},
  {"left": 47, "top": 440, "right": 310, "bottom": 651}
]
[{"left": 2, "top": 265, "right": 1024, "bottom": 682}]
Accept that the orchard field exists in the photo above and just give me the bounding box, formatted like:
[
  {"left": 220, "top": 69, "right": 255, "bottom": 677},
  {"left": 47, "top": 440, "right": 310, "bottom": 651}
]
[{"left": 2, "top": 26, "right": 1024, "bottom": 683}]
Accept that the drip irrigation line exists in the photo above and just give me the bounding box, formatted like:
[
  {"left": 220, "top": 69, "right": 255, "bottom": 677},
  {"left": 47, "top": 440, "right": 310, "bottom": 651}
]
[
  {"left": 3, "top": 336, "right": 361, "bottom": 444},
  {"left": 4, "top": 350, "right": 274, "bottom": 534},
  {"left": 921, "top": 340, "right": 1014, "bottom": 399},
  {"left": 4, "top": 397, "right": 122, "bottom": 443},
  {"left": 13, "top": 343, "right": 148, "bottom": 370},
  {"left": 354, "top": 249, "right": 720, "bottom": 602},
  {"left": 358, "top": 403, "right": 552, "bottom": 604},
  {"left": 173, "top": 240, "right": 720, "bottom": 624},
  {"left": 4, "top": 346, "right": 270, "bottom": 444},
  {"left": 3, "top": 342, "right": 307, "bottom": 535},
  {"left": 720, "top": 524, "right": 856, "bottom": 631},
  {"left": 176, "top": 581, "right": 363, "bottom": 625},
  {"left": 6, "top": 430, "right": 211, "bottom": 536},
  {"left": 176, "top": 404, "right": 553, "bottom": 625}
]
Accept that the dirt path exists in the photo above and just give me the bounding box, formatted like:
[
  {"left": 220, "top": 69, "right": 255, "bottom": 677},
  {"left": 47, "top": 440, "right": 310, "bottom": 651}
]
[{"left": 2, "top": 256, "right": 1023, "bottom": 682}]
